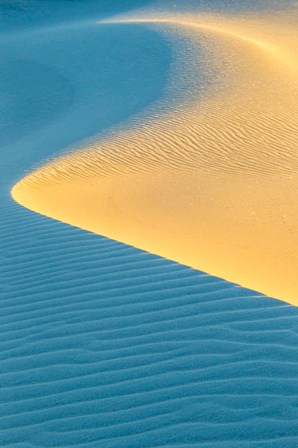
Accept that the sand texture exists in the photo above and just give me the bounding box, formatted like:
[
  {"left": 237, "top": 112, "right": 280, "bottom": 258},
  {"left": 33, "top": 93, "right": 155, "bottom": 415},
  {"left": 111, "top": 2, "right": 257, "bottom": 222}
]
[
  {"left": 1, "top": 0, "right": 298, "bottom": 446},
  {"left": 1, "top": 202, "right": 298, "bottom": 446},
  {"left": 12, "top": 4, "right": 298, "bottom": 305}
]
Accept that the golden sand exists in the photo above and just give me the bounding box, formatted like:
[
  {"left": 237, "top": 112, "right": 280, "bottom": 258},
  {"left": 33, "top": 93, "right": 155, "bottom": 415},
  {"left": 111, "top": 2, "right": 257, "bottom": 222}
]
[{"left": 12, "top": 8, "right": 298, "bottom": 305}]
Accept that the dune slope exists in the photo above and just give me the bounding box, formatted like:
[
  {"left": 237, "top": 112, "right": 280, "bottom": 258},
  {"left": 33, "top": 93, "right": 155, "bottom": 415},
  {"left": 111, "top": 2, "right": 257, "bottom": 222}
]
[
  {"left": 1, "top": 198, "right": 298, "bottom": 447},
  {"left": 12, "top": 6, "right": 298, "bottom": 304},
  {"left": 2, "top": 1, "right": 298, "bottom": 446}
]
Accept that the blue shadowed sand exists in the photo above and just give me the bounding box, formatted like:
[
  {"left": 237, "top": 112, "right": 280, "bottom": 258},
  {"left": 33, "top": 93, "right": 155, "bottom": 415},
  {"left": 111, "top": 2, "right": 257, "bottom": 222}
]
[
  {"left": 0, "top": 21, "right": 171, "bottom": 180},
  {"left": 1, "top": 0, "right": 298, "bottom": 447}
]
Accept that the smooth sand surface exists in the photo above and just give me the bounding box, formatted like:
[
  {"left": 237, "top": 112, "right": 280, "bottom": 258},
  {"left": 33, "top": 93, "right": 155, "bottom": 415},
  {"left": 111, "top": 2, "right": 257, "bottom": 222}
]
[{"left": 12, "top": 5, "right": 298, "bottom": 305}]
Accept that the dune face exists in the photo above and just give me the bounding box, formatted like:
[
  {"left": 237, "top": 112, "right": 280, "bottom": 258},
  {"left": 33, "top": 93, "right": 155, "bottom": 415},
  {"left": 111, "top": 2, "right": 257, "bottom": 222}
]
[
  {"left": 3, "top": 1, "right": 298, "bottom": 446},
  {"left": 12, "top": 5, "right": 298, "bottom": 305}
]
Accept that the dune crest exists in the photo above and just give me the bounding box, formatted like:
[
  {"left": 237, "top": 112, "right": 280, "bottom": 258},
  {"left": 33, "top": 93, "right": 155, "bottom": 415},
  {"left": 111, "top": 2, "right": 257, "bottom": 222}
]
[{"left": 12, "top": 8, "right": 298, "bottom": 305}]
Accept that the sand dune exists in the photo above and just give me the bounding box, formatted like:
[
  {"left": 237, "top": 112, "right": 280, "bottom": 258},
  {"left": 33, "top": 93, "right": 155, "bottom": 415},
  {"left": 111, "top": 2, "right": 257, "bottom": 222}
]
[
  {"left": 12, "top": 6, "right": 298, "bottom": 304},
  {"left": 1, "top": 197, "right": 298, "bottom": 446},
  {"left": 2, "top": 1, "right": 298, "bottom": 446}
]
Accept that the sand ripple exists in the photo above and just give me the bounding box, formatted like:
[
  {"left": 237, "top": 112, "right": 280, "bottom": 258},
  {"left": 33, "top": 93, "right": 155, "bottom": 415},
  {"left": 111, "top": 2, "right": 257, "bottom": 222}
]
[
  {"left": 1, "top": 197, "right": 298, "bottom": 446},
  {"left": 12, "top": 6, "right": 298, "bottom": 304}
]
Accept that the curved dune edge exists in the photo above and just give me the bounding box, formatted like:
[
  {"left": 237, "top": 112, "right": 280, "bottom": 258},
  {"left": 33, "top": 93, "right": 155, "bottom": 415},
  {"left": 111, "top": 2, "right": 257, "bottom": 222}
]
[{"left": 12, "top": 9, "right": 298, "bottom": 305}]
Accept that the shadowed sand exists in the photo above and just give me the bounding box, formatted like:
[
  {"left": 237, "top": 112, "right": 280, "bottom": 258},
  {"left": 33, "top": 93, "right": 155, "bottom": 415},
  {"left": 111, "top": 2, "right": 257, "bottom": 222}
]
[
  {"left": 12, "top": 7, "right": 298, "bottom": 305},
  {"left": 2, "top": 2, "right": 298, "bottom": 446}
]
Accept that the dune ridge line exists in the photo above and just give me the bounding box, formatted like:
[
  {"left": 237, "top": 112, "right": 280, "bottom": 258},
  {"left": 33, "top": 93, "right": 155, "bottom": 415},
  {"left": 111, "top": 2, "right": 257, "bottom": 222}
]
[{"left": 11, "top": 8, "right": 298, "bottom": 305}]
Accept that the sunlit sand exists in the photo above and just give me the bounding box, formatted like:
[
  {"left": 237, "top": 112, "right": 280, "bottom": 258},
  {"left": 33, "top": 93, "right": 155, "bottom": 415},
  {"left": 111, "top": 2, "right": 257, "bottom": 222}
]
[{"left": 12, "top": 6, "right": 298, "bottom": 305}]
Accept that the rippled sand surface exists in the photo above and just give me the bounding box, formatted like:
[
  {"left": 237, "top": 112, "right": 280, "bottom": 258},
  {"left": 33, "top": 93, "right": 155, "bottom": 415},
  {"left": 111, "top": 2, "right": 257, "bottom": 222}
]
[
  {"left": 3, "top": 1, "right": 298, "bottom": 447},
  {"left": 12, "top": 3, "right": 298, "bottom": 305}
]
